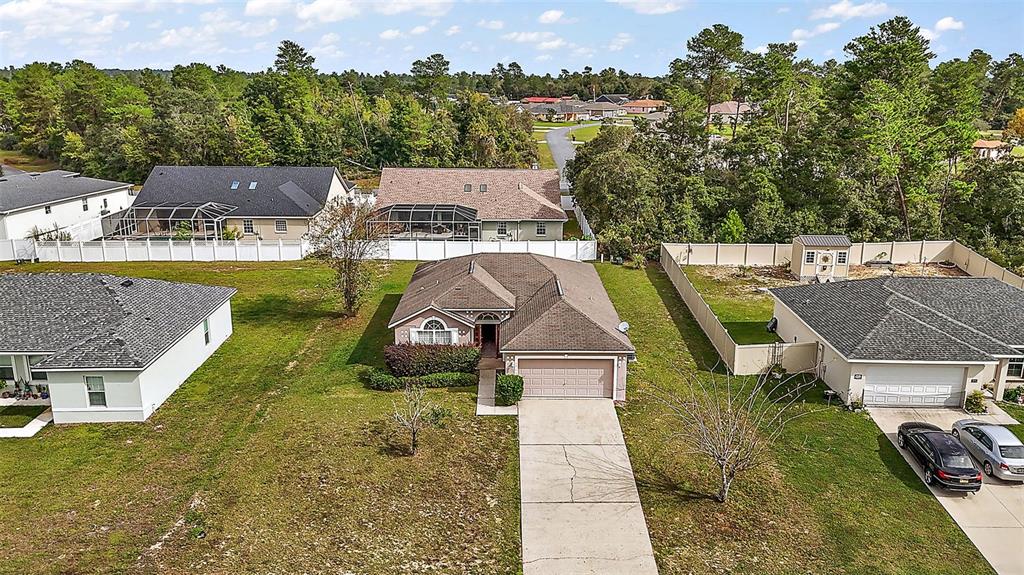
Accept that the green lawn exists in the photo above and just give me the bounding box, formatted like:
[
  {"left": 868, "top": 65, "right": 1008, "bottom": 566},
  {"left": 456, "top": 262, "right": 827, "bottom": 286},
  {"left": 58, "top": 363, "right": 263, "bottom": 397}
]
[
  {"left": 569, "top": 124, "right": 601, "bottom": 143},
  {"left": 0, "top": 405, "right": 48, "bottom": 428},
  {"left": 598, "top": 262, "right": 993, "bottom": 574},
  {"left": 0, "top": 150, "right": 60, "bottom": 173},
  {"left": 537, "top": 140, "right": 556, "bottom": 169},
  {"left": 563, "top": 213, "right": 583, "bottom": 238},
  {"left": 1001, "top": 402, "right": 1024, "bottom": 441},
  {"left": 0, "top": 261, "right": 520, "bottom": 575},
  {"left": 533, "top": 120, "right": 578, "bottom": 128},
  {"left": 682, "top": 266, "right": 782, "bottom": 344}
]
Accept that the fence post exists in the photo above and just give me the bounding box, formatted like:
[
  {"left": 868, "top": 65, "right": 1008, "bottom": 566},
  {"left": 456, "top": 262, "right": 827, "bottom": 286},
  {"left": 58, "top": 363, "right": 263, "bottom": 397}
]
[
  {"left": 56, "top": 239, "right": 62, "bottom": 262},
  {"left": 234, "top": 238, "right": 239, "bottom": 260},
  {"left": 168, "top": 239, "right": 174, "bottom": 262},
  {"left": 123, "top": 239, "right": 128, "bottom": 261},
  {"left": 146, "top": 238, "right": 152, "bottom": 261},
  {"left": 744, "top": 243, "right": 749, "bottom": 265},
  {"left": 919, "top": 239, "right": 926, "bottom": 263},
  {"left": 78, "top": 241, "right": 85, "bottom": 262},
  {"left": 715, "top": 242, "right": 720, "bottom": 264},
  {"left": 575, "top": 239, "right": 580, "bottom": 261},
  {"left": 190, "top": 239, "right": 196, "bottom": 260},
  {"left": 278, "top": 239, "right": 283, "bottom": 260},
  {"left": 31, "top": 238, "right": 38, "bottom": 261},
  {"left": 526, "top": 239, "right": 531, "bottom": 254},
  {"left": 256, "top": 239, "right": 262, "bottom": 262},
  {"left": 414, "top": 239, "right": 419, "bottom": 260},
  {"left": 443, "top": 240, "right": 447, "bottom": 259},
  {"left": 100, "top": 239, "right": 107, "bottom": 262}
]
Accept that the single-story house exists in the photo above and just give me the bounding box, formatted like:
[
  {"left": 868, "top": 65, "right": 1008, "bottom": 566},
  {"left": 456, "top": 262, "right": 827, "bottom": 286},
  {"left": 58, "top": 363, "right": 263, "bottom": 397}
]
[
  {"left": 583, "top": 101, "right": 626, "bottom": 119},
  {"left": 791, "top": 234, "right": 852, "bottom": 282},
  {"left": 623, "top": 99, "right": 669, "bottom": 114},
  {"left": 373, "top": 168, "right": 567, "bottom": 241},
  {"left": 122, "top": 166, "right": 357, "bottom": 240},
  {"left": 522, "top": 96, "right": 562, "bottom": 104},
  {"left": 388, "top": 253, "right": 635, "bottom": 400},
  {"left": 0, "top": 273, "right": 235, "bottom": 423},
  {"left": 770, "top": 276, "right": 1024, "bottom": 407},
  {"left": 708, "top": 100, "right": 753, "bottom": 126},
  {"left": 595, "top": 94, "right": 630, "bottom": 105},
  {"left": 0, "top": 170, "right": 133, "bottom": 241},
  {"left": 972, "top": 139, "right": 1013, "bottom": 160},
  {"left": 526, "top": 100, "right": 588, "bottom": 122}
]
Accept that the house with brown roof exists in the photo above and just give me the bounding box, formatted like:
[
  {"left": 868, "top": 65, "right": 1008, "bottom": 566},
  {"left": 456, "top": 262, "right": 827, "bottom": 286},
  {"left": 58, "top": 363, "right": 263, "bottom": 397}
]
[
  {"left": 972, "top": 139, "right": 1013, "bottom": 160},
  {"left": 373, "top": 168, "right": 567, "bottom": 241},
  {"left": 582, "top": 101, "right": 626, "bottom": 119},
  {"left": 387, "top": 253, "right": 635, "bottom": 399},
  {"left": 708, "top": 100, "right": 753, "bottom": 126},
  {"left": 622, "top": 99, "right": 669, "bottom": 114}
]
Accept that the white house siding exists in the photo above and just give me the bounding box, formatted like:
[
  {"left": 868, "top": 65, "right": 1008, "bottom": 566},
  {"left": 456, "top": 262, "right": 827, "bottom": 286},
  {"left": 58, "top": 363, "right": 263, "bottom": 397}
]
[
  {"left": 45, "top": 299, "right": 233, "bottom": 424},
  {"left": 480, "top": 220, "right": 564, "bottom": 241},
  {"left": 136, "top": 299, "right": 233, "bottom": 418},
  {"left": 773, "top": 300, "right": 853, "bottom": 400},
  {"left": 0, "top": 186, "right": 132, "bottom": 241}
]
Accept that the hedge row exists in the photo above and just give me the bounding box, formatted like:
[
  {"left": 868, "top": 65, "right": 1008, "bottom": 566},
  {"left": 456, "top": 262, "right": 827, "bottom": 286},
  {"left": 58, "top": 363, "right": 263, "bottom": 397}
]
[
  {"left": 496, "top": 374, "right": 524, "bottom": 406},
  {"left": 367, "top": 368, "right": 478, "bottom": 391},
  {"left": 383, "top": 343, "right": 481, "bottom": 377}
]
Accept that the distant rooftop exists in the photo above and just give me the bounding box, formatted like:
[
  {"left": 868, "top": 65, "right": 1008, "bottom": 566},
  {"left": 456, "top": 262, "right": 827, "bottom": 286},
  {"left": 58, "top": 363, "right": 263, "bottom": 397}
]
[{"left": 0, "top": 170, "right": 131, "bottom": 214}]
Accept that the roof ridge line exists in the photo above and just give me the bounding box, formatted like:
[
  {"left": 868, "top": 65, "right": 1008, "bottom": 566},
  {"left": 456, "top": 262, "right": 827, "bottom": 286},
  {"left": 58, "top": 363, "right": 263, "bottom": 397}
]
[{"left": 883, "top": 280, "right": 1016, "bottom": 350}]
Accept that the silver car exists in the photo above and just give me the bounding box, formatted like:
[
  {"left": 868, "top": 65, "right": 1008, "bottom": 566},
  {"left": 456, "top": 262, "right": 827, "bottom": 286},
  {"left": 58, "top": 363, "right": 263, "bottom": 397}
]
[{"left": 952, "top": 419, "right": 1024, "bottom": 482}]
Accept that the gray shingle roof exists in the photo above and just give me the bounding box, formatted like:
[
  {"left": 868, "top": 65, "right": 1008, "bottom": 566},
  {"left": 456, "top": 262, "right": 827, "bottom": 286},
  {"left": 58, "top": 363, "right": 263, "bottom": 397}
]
[
  {"left": 389, "top": 254, "right": 633, "bottom": 353},
  {"left": 794, "top": 234, "right": 852, "bottom": 248},
  {"left": 0, "top": 273, "right": 235, "bottom": 370},
  {"left": 0, "top": 170, "right": 132, "bottom": 214},
  {"left": 135, "top": 166, "right": 351, "bottom": 218},
  {"left": 770, "top": 277, "right": 1024, "bottom": 362}
]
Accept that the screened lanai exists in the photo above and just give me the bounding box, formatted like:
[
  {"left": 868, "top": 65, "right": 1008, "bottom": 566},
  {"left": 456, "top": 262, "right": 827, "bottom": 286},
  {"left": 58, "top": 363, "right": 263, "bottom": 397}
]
[
  {"left": 112, "top": 202, "right": 238, "bottom": 240},
  {"left": 370, "top": 203, "right": 481, "bottom": 240}
]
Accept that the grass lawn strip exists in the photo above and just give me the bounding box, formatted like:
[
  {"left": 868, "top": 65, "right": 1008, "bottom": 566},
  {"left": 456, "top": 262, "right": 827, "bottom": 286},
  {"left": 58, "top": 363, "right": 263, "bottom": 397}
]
[
  {"left": 0, "top": 405, "right": 48, "bottom": 428},
  {"left": 682, "top": 265, "right": 786, "bottom": 344},
  {"left": 0, "top": 260, "right": 520, "bottom": 575},
  {"left": 598, "top": 262, "right": 992, "bottom": 574}
]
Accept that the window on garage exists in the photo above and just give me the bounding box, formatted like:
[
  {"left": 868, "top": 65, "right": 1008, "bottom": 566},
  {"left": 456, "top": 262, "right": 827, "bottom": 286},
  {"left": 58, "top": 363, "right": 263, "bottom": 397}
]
[{"left": 274, "top": 220, "right": 287, "bottom": 233}]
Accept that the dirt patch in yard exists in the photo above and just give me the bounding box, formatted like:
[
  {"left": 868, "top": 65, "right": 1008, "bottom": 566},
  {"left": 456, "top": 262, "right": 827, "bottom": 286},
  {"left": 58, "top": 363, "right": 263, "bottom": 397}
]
[{"left": 848, "top": 262, "right": 969, "bottom": 279}]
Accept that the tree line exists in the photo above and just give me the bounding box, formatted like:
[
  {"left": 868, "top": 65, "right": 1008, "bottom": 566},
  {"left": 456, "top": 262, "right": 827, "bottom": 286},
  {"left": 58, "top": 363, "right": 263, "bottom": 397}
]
[{"left": 567, "top": 17, "right": 1024, "bottom": 272}]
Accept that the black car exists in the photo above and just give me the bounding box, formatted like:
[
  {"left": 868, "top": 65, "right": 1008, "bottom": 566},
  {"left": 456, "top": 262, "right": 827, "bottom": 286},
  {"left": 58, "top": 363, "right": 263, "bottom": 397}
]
[{"left": 897, "top": 422, "right": 983, "bottom": 493}]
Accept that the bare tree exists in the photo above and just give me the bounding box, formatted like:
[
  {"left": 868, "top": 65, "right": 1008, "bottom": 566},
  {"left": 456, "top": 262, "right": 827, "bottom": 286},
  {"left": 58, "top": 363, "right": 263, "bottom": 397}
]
[
  {"left": 307, "top": 197, "right": 388, "bottom": 315},
  {"left": 392, "top": 385, "right": 432, "bottom": 455},
  {"left": 655, "top": 366, "right": 820, "bottom": 503}
]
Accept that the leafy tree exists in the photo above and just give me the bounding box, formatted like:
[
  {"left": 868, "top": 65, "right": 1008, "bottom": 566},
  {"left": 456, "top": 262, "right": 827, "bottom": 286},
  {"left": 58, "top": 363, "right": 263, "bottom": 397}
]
[
  {"left": 410, "top": 53, "right": 451, "bottom": 108},
  {"left": 672, "top": 24, "right": 745, "bottom": 129},
  {"left": 274, "top": 40, "right": 316, "bottom": 75},
  {"left": 717, "top": 209, "right": 746, "bottom": 243},
  {"left": 1004, "top": 107, "right": 1024, "bottom": 140}
]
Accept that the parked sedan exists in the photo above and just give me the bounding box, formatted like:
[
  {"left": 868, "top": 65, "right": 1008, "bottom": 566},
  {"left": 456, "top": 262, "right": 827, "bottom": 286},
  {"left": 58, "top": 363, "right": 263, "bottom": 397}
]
[
  {"left": 952, "top": 419, "right": 1024, "bottom": 482},
  {"left": 897, "top": 422, "right": 983, "bottom": 493}
]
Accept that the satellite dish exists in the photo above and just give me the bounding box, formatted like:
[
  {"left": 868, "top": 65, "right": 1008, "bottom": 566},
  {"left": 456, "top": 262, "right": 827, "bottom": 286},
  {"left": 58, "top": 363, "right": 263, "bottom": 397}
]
[{"left": 617, "top": 321, "right": 630, "bottom": 333}]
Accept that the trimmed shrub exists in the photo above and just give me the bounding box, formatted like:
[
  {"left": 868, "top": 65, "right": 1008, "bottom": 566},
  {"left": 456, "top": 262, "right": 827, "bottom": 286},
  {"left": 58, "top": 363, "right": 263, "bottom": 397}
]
[
  {"left": 384, "top": 344, "right": 480, "bottom": 377},
  {"left": 367, "top": 368, "right": 403, "bottom": 391},
  {"left": 413, "top": 372, "right": 478, "bottom": 388},
  {"left": 495, "top": 374, "right": 524, "bottom": 406},
  {"left": 1003, "top": 386, "right": 1022, "bottom": 404},
  {"left": 965, "top": 390, "right": 987, "bottom": 414}
]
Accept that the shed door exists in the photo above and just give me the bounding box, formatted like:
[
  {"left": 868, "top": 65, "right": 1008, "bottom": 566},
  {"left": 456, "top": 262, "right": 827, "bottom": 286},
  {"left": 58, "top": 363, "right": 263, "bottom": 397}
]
[
  {"left": 518, "top": 359, "right": 614, "bottom": 398},
  {"left": 862, "top": 365, "right": 966, "bottom": 407}
]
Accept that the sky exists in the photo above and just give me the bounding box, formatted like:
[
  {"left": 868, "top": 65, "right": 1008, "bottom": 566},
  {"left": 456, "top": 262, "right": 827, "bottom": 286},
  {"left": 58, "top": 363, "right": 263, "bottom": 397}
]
[{"left": 0, "top": 0, "right": 1020, "bottom": 76}]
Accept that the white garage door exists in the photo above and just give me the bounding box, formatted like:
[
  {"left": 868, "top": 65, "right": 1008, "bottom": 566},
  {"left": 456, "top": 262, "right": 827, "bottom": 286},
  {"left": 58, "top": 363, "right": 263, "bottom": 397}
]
[
  {"left": 862, "top": 365, "right": 966, "bottom": 407},
  {"left": 518, "top": 359, "right": 614, "bottom": 398}
]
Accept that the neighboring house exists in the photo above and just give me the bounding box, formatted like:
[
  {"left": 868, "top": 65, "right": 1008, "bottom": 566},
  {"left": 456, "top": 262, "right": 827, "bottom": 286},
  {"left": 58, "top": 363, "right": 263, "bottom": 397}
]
[
  {"left": 972, "top": 139, "right": 1012, "bottom": 160},
  {"left": 791, "top": 234, "right": 852, "bottom": 283},
  {"left": 527, "top": 100, "right": 588, "bottom": 122},
  {"left": 388, "top": 253, "right": 635, "bottom": 400},
  {"left": 522, "top": 96, "right": 561, "bottom": 104},
  {"left": 0, "top": 273, "right": 235, "bottom": 424},
  {"left": 595, "top": 94, "right": 630, "bottom": 105},
  {"left": 373, "top": 168, "right": 567, "bottom": 241},
  {"left": 122, "top": 166, "right": 356, "bottom": 240},
  {"left": 582, "top": 101, "right": 626, "bottom": 119},
  {"left": 623, "top": 99, "right": 669, "bottom": 114},
  {"left": 0, "top": 170, "right": 133, "bottom": 241},
  {"left": 643, "top": 111, "right": 669, "bottom": 126},
  {"left": 770, "top": 277, "right": 1024, "bottom": 406},
  {"left": 708, "top": 100, "right": 753, "bottom": 126}
]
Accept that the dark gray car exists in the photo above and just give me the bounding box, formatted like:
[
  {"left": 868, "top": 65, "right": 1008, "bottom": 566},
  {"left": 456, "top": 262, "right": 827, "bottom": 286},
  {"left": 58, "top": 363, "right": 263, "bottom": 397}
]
[{"left": 952, "top": 419, "right": 1024, "bottom": 482}]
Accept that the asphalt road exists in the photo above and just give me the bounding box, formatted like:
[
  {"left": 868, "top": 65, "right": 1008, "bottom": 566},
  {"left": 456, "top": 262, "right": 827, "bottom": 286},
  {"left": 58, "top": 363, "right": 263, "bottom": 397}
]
[{"left": 544, "top": 123, "right": 598, "bottom": 190}]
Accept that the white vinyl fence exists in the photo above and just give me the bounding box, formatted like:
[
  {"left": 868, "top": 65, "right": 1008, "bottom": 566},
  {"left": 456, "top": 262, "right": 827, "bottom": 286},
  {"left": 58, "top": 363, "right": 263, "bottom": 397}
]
[
  {"left": 560, "top": 195, "right": 594, "bottom": 238},
  {"left": 2, "top": 238, "right": 597, "bottom": 263}
]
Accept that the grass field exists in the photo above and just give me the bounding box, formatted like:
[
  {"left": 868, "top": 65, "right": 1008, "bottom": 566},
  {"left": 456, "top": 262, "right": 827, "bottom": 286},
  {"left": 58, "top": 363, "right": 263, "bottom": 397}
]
[
  {"left": 0, "top": 405, "right": 48, "bottom": 428},
  {"left": 537, "top": 140, "right": 556, "bottom": 169},
  {"left": 682, "top": 266, "right": 783, "bottom": 344},
  {"left": 599, "top": 262, "right": 993, "bottom": 574},
  {"left": 0, "top": 260, "right": 521, "bottom": 575},
  {"left": 569, "top": 124, "right": 601, "bottom": 143},
  {"left": 533, "top": 120, "right": 579, "bottom": 128},
  {"left": 563, "top": 213, "right": 583, "bottom": 238},
  {"left": 0, "top": 150, "right": 60, "bottom": 173}
]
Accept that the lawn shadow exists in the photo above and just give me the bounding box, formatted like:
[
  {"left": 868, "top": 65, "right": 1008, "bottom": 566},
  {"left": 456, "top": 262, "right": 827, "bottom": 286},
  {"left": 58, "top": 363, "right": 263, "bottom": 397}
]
[
  {"left": 722, "top": 321, "right": 781, "bottom": 345},
  {"left": 876, "top": 433, "right": 933, "bottom": 495},
  {"left": 634, "top": 463, "right": 716, "bottom": 503},
  {"left": 646, "top": 264, "right": 724, "bottom": 373},
  {"left": 348, "top": 293, "right": 401, "bottom": 368},
  {"left": 364, "top": 418, "right": 413, "bottom": 457}
]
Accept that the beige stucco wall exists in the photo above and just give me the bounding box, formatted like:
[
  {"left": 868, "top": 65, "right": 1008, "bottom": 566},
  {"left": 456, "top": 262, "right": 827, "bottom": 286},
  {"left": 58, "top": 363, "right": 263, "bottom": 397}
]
[
  {"left": 480, "top": 220, "right": 564, "bottom": 241},
  {"left": 224, "top": 217, "right": 311, "bottom": 240},
  {"left": 392, "top": 309, "right": 474, "bottom": 345},
  {"left": 774, "top": 299, "right": 854, "bottom": 400}
]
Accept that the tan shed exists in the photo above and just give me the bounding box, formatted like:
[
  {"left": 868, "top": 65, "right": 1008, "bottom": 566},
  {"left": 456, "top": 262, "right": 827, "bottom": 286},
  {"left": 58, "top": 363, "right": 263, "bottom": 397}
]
[{"left": 790, "top": 235, "right": 852, "bottom": 283}]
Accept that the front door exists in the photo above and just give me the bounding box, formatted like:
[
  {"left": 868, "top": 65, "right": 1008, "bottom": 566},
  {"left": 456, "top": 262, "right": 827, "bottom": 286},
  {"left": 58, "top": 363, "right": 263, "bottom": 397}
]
[{"left": 476, "top": 324, "right": 498, "bottom": 357}]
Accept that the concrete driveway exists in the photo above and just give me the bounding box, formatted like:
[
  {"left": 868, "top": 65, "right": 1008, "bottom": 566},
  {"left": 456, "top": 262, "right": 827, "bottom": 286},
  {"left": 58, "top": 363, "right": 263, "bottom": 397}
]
[
  {"left": 870, "top": 407, "right": 1024, "bottom": 575},
  {"left": 518, "top": 399, "right": 658, "bottom": 574}
]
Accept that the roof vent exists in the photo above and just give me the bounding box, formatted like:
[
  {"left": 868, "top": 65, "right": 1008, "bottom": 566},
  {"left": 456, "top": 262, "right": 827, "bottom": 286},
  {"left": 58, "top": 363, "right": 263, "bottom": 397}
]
[
  {"left": 617, "top": 321, "right": 630, "bottom": 333},
  {"left": 469, "top": 261, "right": 476, "bottom": 274},
  {"left": 120, "top": 279, "right": 134, "bottom": 288},
  {"left": 464, "top": 183, "right": 471, "bottom": 192},
  {"left": 479, "top": 184, "right": 487, "bottom": 193},
  {"left": 555, "top": 280, "right": 564, "bottom": 296},
  {"left": 249, "top": 181, "right": 258, "bottom": 190}
]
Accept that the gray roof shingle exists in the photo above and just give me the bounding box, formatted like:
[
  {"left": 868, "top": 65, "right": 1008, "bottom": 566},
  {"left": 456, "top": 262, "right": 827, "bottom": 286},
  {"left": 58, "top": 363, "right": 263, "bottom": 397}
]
[
  {"left": 134, "top": 166, "right": 351, "bottom": 218},
  {"left": 794, "top": 234, "right": 852, "bottom": 248},
  {"left": 0, "top": 170, "right": 132, "bottom": 214},
  {"left": 0, "top": 273, "right": 236, "bottom": 370},
  {"left": 770, "top": 277, "right": 1024, "bottom": 362},
  {"left": 389, "top": 254, "right": 633, "bottom": 353}
]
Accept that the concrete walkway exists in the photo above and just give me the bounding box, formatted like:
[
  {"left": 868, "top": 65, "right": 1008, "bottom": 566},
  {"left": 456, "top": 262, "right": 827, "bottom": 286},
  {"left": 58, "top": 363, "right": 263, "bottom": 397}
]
[
  {"left": 518, "top": 399, "right": 657, "bottom": 574},
  {"left": 475, "top": 369, "right": 517, "bottom": 416},
  {"left": 870, "top": 406, "right": 1024, "bottom": 575}
]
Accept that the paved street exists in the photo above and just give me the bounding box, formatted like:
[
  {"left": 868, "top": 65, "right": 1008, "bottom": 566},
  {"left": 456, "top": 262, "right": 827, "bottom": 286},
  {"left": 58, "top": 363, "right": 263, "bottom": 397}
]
[{"left": 544, "top": 124, "right": 597, "bottom": 189}]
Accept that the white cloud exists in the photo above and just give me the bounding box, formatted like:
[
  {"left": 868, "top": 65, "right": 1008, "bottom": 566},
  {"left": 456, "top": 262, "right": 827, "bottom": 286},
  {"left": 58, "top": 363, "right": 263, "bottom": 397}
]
[
  {"left": 919, "top": 28, "right": 936, "bottom": 41},
  {"left": 810, "top": 0, "right": 888, "bottom": 20},
  {"left": 537, "top": 37, "right": 566, "bottom": 50},
  {"left": 502, "top": 30, "right": 568, "bottom": 51},
  {"left": 752, "top": 45, "right": 768, "bottom": 54},
  {"left": 319, "top": 32, "right": 340, "bottom": 44},
  {"left": 538, "top": 9, "right": 563, "bottom": 24},
  {"left": 459, "top": 40, "right": 480, "bottom": 53},
  {"left": 477, "top": 19, "right": 504, "bottom": 30},
  {"left": 777, "top": 6, "right": 791, "bottom": 13},
  {"left": 295, "top": 0, "right": 359, "bottom": 23},
  {"left": 607, "top": 0, "right": 683, "bottom": 15},
  {"left": 444, "top": 25, "right": 460, "bottom": 36},
  {"left": 311, "top": 31, "right": 343, "bottom": 58},
  {"left": 791, "top": 21, "right": 840, "bottom": 41},
  {"left": 608, "top": 32, "right": 632, "bottom": 52},
  {"left": 536, "top": 54, "right": 552, "bottom": 62},
  {"left": 374, "top": 0, "right": 452, "bottom": 17},
  {"left": 935, "top": 16, "right": 964, "bottom": 32},
  {"left": 824, "top": 48, "right": 836, "bottom": 56},
  {"left": 244, "top": 0, "right": 292, "bottom": 17},
  {"left": 410, "top": 25, "right": 429, "bottom": 35},
  {"left": 379, "top": 29, "right": 403, "bottom": 40}
]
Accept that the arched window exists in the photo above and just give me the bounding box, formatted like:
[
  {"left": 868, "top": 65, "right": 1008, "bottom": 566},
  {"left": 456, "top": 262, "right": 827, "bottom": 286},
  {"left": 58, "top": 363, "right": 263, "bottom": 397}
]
[
  {"left": 416, "top": 318, "right": 452, "bottom": 345},
  {"left": 476, "top": 312, "right": 501, "bottom": 324}
]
